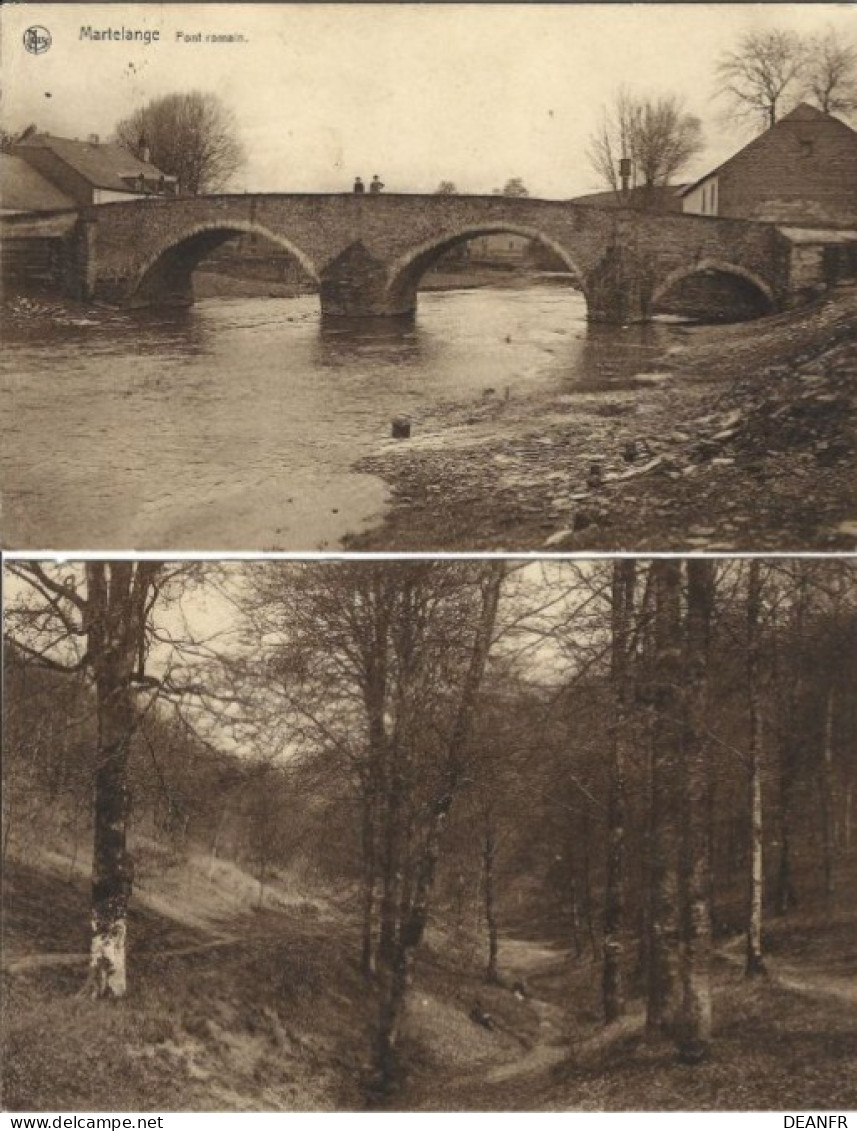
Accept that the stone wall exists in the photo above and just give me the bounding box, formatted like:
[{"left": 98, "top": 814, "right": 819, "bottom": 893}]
[
  {"left": 718, "top": 117, "right": 857, "bottom": 227},
  {"left": 75, "top": 194, "right": 788, "bottom": 322}
]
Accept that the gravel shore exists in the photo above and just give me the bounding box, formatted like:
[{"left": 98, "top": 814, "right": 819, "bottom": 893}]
[{"left": 345, "top": 288, "right": 857, "bottom": 552}]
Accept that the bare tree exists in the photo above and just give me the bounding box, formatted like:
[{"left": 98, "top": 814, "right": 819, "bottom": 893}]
[
  {"left": 717, "top": 29, "right": 805, "bottom": 129},
  {"left": 802, "top": 28, "right": 857, "bottom": 117},
  {"left": 114, "top": 91, "right": 245, "bottom": 195},
  {"left": 242, "top": 560, "right": 505, "bottom": 1096},
  {"left": 3, "top": 562, "right": 211, "bottom": 997},
  {"left": 588, "top": 89, "right": 702, "bottom": 205},
  {"left": 6, "top": 564, "right": 165, "bottom": 997},
  {"left": 435, "top": 181, "right": 458, "bottom": 194}
]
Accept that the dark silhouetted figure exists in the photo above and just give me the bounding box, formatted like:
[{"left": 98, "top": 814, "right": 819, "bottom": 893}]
[
  {"left": 353, "top": 177, "right": 365, "bottom": 194},
  {"left": 370, "top": 174, "right": 384, "bottom": 194}
]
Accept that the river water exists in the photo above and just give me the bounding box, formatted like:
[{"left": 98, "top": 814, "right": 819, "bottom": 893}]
[{"left": 1, "top": 284, "right": 678, "bottom": 550}]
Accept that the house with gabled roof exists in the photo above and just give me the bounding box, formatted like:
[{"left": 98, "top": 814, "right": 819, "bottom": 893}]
[
  {"left": 11, "top": 132, "right": 178, "bottom": 207},
  {"left": 0, "top": 155, "right": 76, "bottom": 215},
  {"left": 680, "top": 104, "right": 857, "bottom": 227}
]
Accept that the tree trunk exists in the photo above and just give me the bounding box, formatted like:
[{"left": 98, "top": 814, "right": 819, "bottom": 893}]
[
  {"left": 603, "top": 560, "right": 635, "bottom": 1023},
  {"left": 84, "top": 562, "right": 159, "bottom": 999},
  {"left": 378, "top": 760, "right": 404, "bottom": 970},
  {"left": 373, "top": 947, "right": 411, "bottom": 1101},
  {"left": 360, "top": 778, "right": 378, "bottom": 978},
  {"left": 677, "top": 560, "right": 714, "bottom": 1063},
  {"left": 746, "top": 560, "right": 766, "bottom": 978},
  {"left": 89, "top": 675, "right": 135, "bottom": 999},
  {"left": 370, "top": 565, "right": 504, "bottom": 1097},
  {"left": 820, "top": 686, "right": 837, "bottom": 898},
  {"left": 775, "top": 571, "right": 805, "bottom": 916},
  {"left": 580, "top": 806, "right": 599, "bottom": 961},
  {"left": 484, "top": 818, "right": 499, "bottom": 984},
  {"left": 646, "top": 560, "right": 682, "bottom": 1037}
]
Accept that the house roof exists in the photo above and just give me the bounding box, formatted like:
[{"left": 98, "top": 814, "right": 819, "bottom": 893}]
[
  {"left": 569, "top": 184, "right": 687, "bottom": 211},
  {"left": 14, "top": 133, "right": 175, "bottom": 192},
  {"left": 0, "top": 154, "right": 76, "bottom": 212},
  {"left": 679, "top": 103, "right": 857, "bottom": 197}
]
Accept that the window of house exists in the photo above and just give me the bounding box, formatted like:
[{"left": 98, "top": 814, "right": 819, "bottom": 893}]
[{"left": 800, "top": 139, "right": 814, "bottom": 157}]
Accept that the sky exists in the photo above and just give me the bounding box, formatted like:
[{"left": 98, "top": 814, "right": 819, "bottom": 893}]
[{"left": 2, "top": 3, "right": 855, "bottom": 197}]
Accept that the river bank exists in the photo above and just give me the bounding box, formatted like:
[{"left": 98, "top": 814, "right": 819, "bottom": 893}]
[{"left": 346, "top": 287, "right": 857, "bottom": 552}]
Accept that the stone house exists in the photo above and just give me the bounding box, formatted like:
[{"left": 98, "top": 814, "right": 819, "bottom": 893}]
[
  {"left": 10, "top": 133, "right": 177, "bottom": 207},
  {"left": 0, "top": 156, "right": 75, "bottom": 215},
  {"left": 680, "top": 104, "right": 857, "bottom": 227}
]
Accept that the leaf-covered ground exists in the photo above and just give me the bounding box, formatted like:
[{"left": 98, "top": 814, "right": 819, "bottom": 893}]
[{"left": 3, "top": 854, "right": 855, "bottom": 1111}]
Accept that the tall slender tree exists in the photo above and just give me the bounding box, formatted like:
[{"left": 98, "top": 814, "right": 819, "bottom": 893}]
[
  {"left": 677, "top": 560, "right": 715, "bottom": 1062},
  {"left": 646, "top": 560, "right": 683, "bottom": 1035},
  {"left": 602, "top": 560, "right": 635, "bottom": 1023},
  {"left": 745, "top": 560, "right": 767, "bottom": 977}
]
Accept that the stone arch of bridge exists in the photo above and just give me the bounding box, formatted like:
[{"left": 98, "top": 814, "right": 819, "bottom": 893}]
[
  {"left": 651, "top": 258, "right": 776, "bottom": 313},
  {"left": 384, "top": 224, "right": 588, "bottom": 311},
  {"left": 128, "top": 220, "right": 321, "bottom": 305}
]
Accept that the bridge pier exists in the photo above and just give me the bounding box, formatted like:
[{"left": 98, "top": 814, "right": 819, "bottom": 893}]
[
  {"left": 319, "top": 241, "right": 415, "bottom": 320},
  {"left": 586, "top": 245, "right": 654, "bottom": 324}
]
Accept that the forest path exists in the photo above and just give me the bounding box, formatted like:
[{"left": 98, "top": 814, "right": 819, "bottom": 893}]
[
  {"left": 1, "top": 926, "right": 295, "bottom": 976},
  {"left": 406, "top": 928, "right": 857, "bottom": 1111},
  {"left": 717, "top": 945, "right": 857, "bottom": 1006},
  {"left": 402, "top": 935, "right": 583, "bottom": 1108}
]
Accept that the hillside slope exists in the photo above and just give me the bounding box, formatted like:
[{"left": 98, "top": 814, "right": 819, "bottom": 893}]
[{"left": 1, "top": 855, "right": 373, "bottom": 1111}]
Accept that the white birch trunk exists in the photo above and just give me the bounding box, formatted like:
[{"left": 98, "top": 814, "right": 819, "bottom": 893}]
[{"left": 89, "top": 912, "right": 128, "bottom": 998}]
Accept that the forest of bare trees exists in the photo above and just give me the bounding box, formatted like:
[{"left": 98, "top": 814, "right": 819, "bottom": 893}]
[{"left": 3, "top": 558, "right": 855, "bottom": 1109}]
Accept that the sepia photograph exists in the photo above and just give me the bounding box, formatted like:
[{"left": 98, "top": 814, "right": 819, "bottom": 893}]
[
  {"left": 0, "top": 3, "right": 855, "bottom": 552},
  {"left": 1, "top": 558, "right": 856, "bottom": 1112}
]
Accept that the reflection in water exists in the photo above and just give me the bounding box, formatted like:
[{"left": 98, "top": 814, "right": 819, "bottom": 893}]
[
  {"left": 576, "top": 321, "right": 667, "bottom": 391},
  {"left": 316, "top": 317, "right": 427, "bottom": 372},
  {"left": 1, "top": 286, "right": 680, "bottom": 550}
]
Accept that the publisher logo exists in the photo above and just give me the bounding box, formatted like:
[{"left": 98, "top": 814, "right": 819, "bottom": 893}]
[{"left": 23, "top": 26, "right": 51, "bottom": 54}]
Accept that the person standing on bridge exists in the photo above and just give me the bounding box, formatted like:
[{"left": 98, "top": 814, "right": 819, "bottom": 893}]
[
  {"left": 369, "top": 174, "right": 384, "bottom": 194},
  {"left": 353, "top": 176, "right": 365, "bottom": 194}
]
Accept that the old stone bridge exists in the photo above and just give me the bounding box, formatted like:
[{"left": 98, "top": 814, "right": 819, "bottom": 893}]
[{"left": 52, "top": 193, "right": 792, "bottom": 322}]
